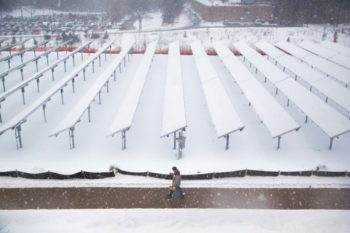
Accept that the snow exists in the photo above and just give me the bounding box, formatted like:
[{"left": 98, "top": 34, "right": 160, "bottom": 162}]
[
  {"left": 0, "top": 41, "right": 113, "bottom": 136},
  {"left": 214, "top": 41, "right": 300, "bottom": 139},
  {"left": 275, "top": 79, "right": 350, "bottom": 138},
  {"left": 275, "top": 41, "right": 350, "bottom": 86},
  {"left": 50, "top": 37, "right": 134, "bottom": 137},
  {"left": 275, "top": 41, "right": 310, "bottom": 59},
  {"left": 195, "top": 0, "right": 242, "bottom": 6},
  {"left": 107, "top": 41, "right": 158, "bottom": 137},
  {"left": 255, "top": 40, "right": 286, "bottom": 59},
  {"left": 233, "top": 41, "right": 258, "bottom": 58},
  {"left": 320, "top": 41, "right": 350, "bottom": 57},
  {"left": 191, "top": 40, "right": 244, "bottom": 138},
  {"left": 0, "top": 40, "right": 93, "bottom": 102},
  {"left": 160, "top": 41, "right": 187, "bottom": 137},
  {"left": 298, "top": 40, "right": 338, "bottom": 59},
  {"left": 1, "top": 209, "right": 349, "bottom": 233},
  {"left": 297, "top": 41, "right": 350, "bottom": 69}
]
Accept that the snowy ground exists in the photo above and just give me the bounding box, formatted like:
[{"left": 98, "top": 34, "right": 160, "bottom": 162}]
[{"left": 0, "top": 209, "right": 349, "bottom": 233}]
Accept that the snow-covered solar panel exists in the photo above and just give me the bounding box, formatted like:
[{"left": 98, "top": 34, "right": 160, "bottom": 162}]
[
  {"left": 191, "top": 40, "right": 244, "bottom": 139},
  {"left": 214, "top": 41, "right": 299, "bottom": 146},
  {"left": 107, "top": 41, "right": 157, "bottom": 137},
  {"left": 160, "top": 41, "right": 187, "bottom": 137},
  {"left": 50, "top": 36, "right": 135, "bottom": 140}
]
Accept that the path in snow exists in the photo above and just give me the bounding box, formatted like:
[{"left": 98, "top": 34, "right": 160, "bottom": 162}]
[{"left": 1, "top": 187, "right": 349, "bottom": 209}]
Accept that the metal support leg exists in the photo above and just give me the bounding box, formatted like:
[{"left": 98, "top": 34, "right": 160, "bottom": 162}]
[
  {"left": 98, "top": 55, "right": 101, "bottom": 67},
  {"left": 15, "top": 125, "right": 23, "bottom": 149},
  {"left": 88, "top": 105, "right": 91, "bottom": 122},
  {"left": 105, "top": 51, "right": 107, "bottom": 61},
  {"left": 8, "top": 60, "right": 11, "bottom": 69},
  {"left": 64, "top": 60, "right": 67, "bottom": 72},
  {"left": 113, "top": 70, "right": 116, "bottom": 81},
  {"left": 42, "top": 104, "right": 47, "bottom": 123},
  {"left": 60, "top": 89, "right": 64, "bottom": 105},
  {"left": 98, "top": 91, "right": 101, "bottom": 104},
  {"left": 36, "top": 78, "right": 40, "bottom": 92},
  {"left": 34, "top": 50, "right": 36, "bottom": 56},
  {"left": 1, "top": 77, "right": 5, "bottom": 92},
  {"left": 51, "top": 68, "right": 55, "bottom": 81},
  {"left": 35, "top": 60, "right": 38, "bottom": 72},
  {"left": 92, "top": 61, "right": 95, "bottom": 72},
  {"left": 56, "top": 51, "right": 59, "bottom": 59},
  {"left": 46, "top": 55, "right": 49, "bottom": 65},
  {"left": 173, "top": 132, "right": 176, "bottom": 149},
  {"left": 83, "top": 69, "right": 86, "bottom": 81},
  {"left": 20, "top": 68, "right": 24, "bottom": 80},
  {"left": 69, "top": 127, "right": 75, "bottom": 149},
  {"left": 325, "top": 97, "right": 328, "bottom": 103},
  {"left": 21, "top": 87, "right": 25, "bottom": 104},
  {"left": 275, "top": 88, "right": 278, "bottom": 95},
  {"left": 329, "top": 138, "right": 334, "bottom": 150},
  {"left": 106, "top": 80, "right": 109, "bottom": 93},
  {"left": 287, "top": 99, "right": 290, "bottom": 107},
  {"left": 72, "top": 78, "right": 75, "bottom": 93},
  {"left": 225, "top": 134, "right": 230, "bottom": 150},
  {"left": 81, "top": 52, "right": 83, "bottom": 61},
  {"left": 72, "top": 54, "right": 75, "bottom": 66},
  {"left": 305, "top": 115, "right": 308, "bottom": 123},
  {"left": 121, "top": 130, "right": 126, "bottom": 150},
  {"left": 264, "top": 77, "right": 267, "bottom": 82},
  {"left": 123, "top": 57, "right": 126, "bottom": 67},
  {"left": 277, "top": 136, "right": 281, "bottom": 150}
]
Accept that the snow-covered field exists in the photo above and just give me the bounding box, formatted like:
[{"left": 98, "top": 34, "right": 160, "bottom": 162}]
[
  {"left": 1, "top": 209, "right": 349, "bottom": 233},
  {"left": 0, "top": 27, "right": 350, "bottom": 183}
]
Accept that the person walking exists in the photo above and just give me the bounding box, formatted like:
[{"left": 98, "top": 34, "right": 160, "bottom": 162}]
[{"left": 167, "top": 166, "right": 185, "bottom": 199}]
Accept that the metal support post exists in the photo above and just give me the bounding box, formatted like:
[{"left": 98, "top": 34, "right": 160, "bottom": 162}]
[
  {"left": 225, "top": 134, "right": 230, "bottom": 150},
  {"left": 113, "top": 70, "right": 116, "bottom": 81},
  {"left": 83, "top": 69, "right": 86, "bottom": 81},
  {"left": 105, "top": 51, "right": 107, "bottom": 61},
  {"left": 128, "top": 53, "right": 130, "bottom": 61},
  {"left": 34, "top": 50, "right": 36, "bottom": 56},
  {"left": 64, "top": 60, "right": 67, "bottom": 72},
  {"left": 69, "top": 127, "right": 75, "bottom": 149},
  {"left": 329, "top": 138, "right": 334, "bottom": 150},
  {"left": 123, "top": 57, "right": 126, "bottom": 67},
  {"left": 88, "top": 105, "right": 91, "bottom": 122},
  {"left": 305, "top": 115, "right": 308, "bottom": 123},
  {"left": 325, "top": 97, "right": 328, "bottom": 103},
  {"left": 20, "top": 68, "right": 24, "bottom": 80},
  {"left": 51, "top": 68, "right": 55, "bottom": 81},
  {"left": 173, "top": 131, "right": 177, "bottom": 149},
  {"left": 35, "top": 60, "right": 38, "bottom": 72},
  {"left": 287, "top": 99, "right": 290, "bottom": 107},
  {"left": 0, "top": 104, "right": 2, "bottom": 123},
  {"left": 264, "top": 77, "right": 267, "bottom": 82},
  {"left": 106, "top": 80, "right": 109, "bottom": 93},
  {"left": 277, "top": 136, "right": 281, "bottom": 150},
  {"left": 81, "top": 52, "right": 83, "bottom": 61},
  {"left": 72, "top": 78, "right": 75, "bottom": 93},
  {"left": 21, "top": 87, "right": 25, "bottom": 104},
  {"left": 46, "top": 55, "right": 49, "bottom": 65},
  {"left": 65, "top": 45, "right": 68, "bottom": 54},
  {"left": 92, "top": 61, "right": 95, "bottom": 72},
  {"left": 36, "top": 78, "right": 40, "bottom": 92},
  {"left": 8, "top": 60, "right": 11, "bottom": 69},
  {"left": 56, "top": 51, "right": 59, "bottom": 59},
  {"left": 275, "top": 88, "right": 278, "bottom": 95},
  {"left": 42, "top": 103, "right": 47, "bottom": 123},
  {"left": 1, "top": 77, "right": 5, "bottom": 92},
  {"left": 60, "top": 89, "right": 64, "bottom": 104},
  {"left": 15, "top": 125, "right": 23, "bottom": 149},
  {"left": 98, "top": 91, "right": 101, "bottom": 104},
  {"left": 98, "top": 55, "right": 101, "bottom": 67},
  {"left": 121, "top": 130, "right": 127, "bottom": 150},
  {"left": 72, "top": 54, "right": 75, "bottom": 66}
]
